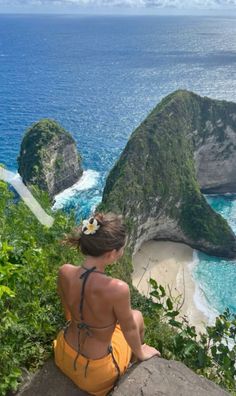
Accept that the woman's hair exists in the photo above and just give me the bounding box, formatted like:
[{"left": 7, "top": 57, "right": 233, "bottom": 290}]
[{"left": 60, "top": 211, "right": 127, "bottom": 257}]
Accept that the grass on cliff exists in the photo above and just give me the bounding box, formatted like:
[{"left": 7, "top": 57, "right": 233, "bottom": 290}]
[{"left": 0, "top": 181, "right": 235, "bottom": 395}]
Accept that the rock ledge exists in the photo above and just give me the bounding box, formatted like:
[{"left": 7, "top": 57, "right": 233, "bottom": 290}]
[{"left": 15, "top": 357, "right": 229, "bottom": 396}]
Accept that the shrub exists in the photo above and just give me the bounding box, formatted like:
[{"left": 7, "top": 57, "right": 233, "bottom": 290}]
[
  {"left": 140, "top": 278, "right": 236, "bottom": 395},
  {"left": 0, "top": 182, "right": 82, "bottom": 395}
]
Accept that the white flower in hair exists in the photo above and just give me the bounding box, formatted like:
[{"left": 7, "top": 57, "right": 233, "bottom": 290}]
[{"left": 82, "top": 217, "right": 100, "bottom": 235}]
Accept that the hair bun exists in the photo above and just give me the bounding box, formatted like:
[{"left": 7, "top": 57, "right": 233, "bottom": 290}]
[
  {"left": 60, "top": 211, "right": 126, "bottom": 256},
  {"left": 93, "top": 213, "right": 105, "bottom": 226}
]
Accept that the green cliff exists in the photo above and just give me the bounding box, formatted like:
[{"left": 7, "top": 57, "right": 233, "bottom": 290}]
[
  {"left": 17, "top": 119, "right": 83, "bottom": 201},
  {"left": 97, "top": 90, "right": 236, "bottom": 259}
]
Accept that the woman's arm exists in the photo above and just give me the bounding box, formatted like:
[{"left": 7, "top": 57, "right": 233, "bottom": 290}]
[
  {"left": 57, "top": 267, "right": 72, "bottom": 321},
  {"left": 112, "top": 281, "right": 144, "bottom": 360},
  {"left": 112, "top": 280, "right": 160, "bottom": 361}
]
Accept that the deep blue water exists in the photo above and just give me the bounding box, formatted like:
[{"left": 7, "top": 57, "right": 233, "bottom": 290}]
[{"left": 0, "top": 14, "right": 236, "bottom": 316}]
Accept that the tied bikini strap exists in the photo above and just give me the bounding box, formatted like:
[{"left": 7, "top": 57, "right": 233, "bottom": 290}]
[
  {"left": 108, "top": 345, "right": 121, "bottom": 389},
  {"left": 79, "top": 266, "right": 97, "bottom": 320},
  {"left": 73, "top": 266, "right": 107, "bottom": 371},
  {"left": 72, "top": 266, "right": 121, "bottom": 386}
]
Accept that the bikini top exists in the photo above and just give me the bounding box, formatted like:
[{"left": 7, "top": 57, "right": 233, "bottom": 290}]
[
  {"left": 72, "top": 265, "right": 117, "bottom": 370},
  {"left": 78, "top": 265, "right": 117, "bottom": 329}
]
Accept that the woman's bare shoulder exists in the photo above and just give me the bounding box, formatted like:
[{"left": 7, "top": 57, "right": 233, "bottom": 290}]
[
  {"left": 107, "top": 277, "right": 130, "bottom": 297},
  {"left": 58, "top": 263, "right": 77, "bottom": 276}
]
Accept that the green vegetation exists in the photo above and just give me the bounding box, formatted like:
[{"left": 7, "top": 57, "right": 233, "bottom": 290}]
[
  {"left": 133, "top": 280, "right": 236, "bottom": 395},
  {"left": 0, "top": 181, "right": 81, "bottom": 395},
  {"left": 1, "top": 181, "right": 235, "bottom": 395},
  {"left": 180, "top": 186, "right": 234, "bottom": 247}
]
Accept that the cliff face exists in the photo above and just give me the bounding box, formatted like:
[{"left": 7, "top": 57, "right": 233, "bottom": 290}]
[
  {"left": 191, "top": 97, "right": 236, "bottom": 193},
  {"left": 98, "top": 90, "right": 236, "bottom": 259},
  {"left": 17, "top": 119, "right": 83, "bottom": 200}
]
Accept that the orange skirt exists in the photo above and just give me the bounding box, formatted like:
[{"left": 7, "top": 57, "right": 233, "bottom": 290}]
[{"left": 53, "top": 324, "right": 132, "bottom": 396}]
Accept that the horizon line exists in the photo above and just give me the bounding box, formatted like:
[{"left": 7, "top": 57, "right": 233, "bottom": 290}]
[{"left": 0, "top": 10, "right": 236, "bottom": 17}]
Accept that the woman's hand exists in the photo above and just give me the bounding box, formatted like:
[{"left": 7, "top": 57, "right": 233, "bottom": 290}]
[{"left": 137, "top": 343, "right": 161, "bottom": 361}]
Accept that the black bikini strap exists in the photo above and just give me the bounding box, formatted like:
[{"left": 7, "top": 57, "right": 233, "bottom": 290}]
[
  {"left": 79, "top": 266, "right": 105, "bottom": 320},
  {"left": 84, "top": 359, "right": 90, "bottom": 377},
  {"left": 79, "top": 266, "right": 96, "bottom": 320},
  {"left": 73, "top": 331, "right": 81, "bottom": 370},
  {"left": 73, "top": 266, "right": 108, "bottom": 372},
  {"left": 73, "top": 324, "right": 92, "bottom": 370},
  {"left": 108, "top": 345, "right": 121, "bottom": 389}
]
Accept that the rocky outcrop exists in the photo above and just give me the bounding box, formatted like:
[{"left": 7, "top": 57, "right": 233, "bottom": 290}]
[
  {"left": 17, "top": 119, "right": 83, "bottom": 201},
  {"left": 14, "top": 359, "right": 89, "bottom": 396},
  {"left": 97, "top": 90, "right": 236, "bottom": 259},
  {"left": 112, "top": 358, "right": 230, "bottom": 396},
  {"left": 14, "top": 358, "right": 229, "bottom": 396}
]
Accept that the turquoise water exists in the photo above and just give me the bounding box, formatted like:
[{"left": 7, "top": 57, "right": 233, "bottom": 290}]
[{"left": 193, "top": 195, "right": 236, "bottom": 315}]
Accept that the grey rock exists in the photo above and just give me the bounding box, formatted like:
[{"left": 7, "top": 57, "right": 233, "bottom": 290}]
[
  {"left": 14, "top": 359, "right": 89, "bottom": 396},
  {"left": 112, "top": 358, "right": 230, "bottom": 396},
  {"left": 194, "top": 121, "right": 236, "bottom": 194},
  {"left": 14, "top": 358, "right": 230, "bottom": 396}
]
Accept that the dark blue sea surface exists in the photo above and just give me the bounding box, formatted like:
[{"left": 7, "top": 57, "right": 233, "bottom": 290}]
[{"left": 0, "top": 14, "right": 236, "bottom": 316}]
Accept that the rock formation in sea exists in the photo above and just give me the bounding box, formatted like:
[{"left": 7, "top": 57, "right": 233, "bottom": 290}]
[
  {"left": 17, "top": 119, "right": 83, "bottom": 201},
  {"left": 97, "top": 90, "right": 236, "bottom": 259}
]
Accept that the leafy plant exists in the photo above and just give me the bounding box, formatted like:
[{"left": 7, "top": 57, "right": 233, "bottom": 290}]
[
  {"left": 140, "top": 278, "right": 236, "bottom": 394},
  {"left": 0, "top": 182, "right": 81, "bottom": 395}
]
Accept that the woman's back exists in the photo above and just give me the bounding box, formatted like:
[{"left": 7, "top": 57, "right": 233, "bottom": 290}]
[
  {"left": 54, "top": 212, "right": 160, "bottom": 396},
  {"left": 58, "top": 263, "right": 121, "bottom": 359}
]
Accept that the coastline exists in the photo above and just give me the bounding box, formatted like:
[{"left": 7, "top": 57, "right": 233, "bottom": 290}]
[{"left": 132, "top": 240, "right": 209, "bottom": 333}]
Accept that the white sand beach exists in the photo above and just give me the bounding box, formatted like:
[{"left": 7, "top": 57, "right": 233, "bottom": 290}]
[{"left": 132, "top": 240, "right": 209, "bottom": 333}]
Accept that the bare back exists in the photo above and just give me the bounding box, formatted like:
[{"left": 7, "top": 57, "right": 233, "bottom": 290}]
[{"left": 58, "top": 264, "right": 125, "bottom": 359}]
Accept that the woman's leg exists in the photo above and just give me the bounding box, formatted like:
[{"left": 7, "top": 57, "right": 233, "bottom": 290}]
[
  {"left": 132, "top": 309, "right": 145, "bottom": 342},
  {"left": 130, "top": 309, "right": 145, "bottom": 363}
]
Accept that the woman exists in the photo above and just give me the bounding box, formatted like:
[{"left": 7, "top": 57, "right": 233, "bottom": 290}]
[{"left": 54, "top": 211, "right": 160, "bottom": 396}]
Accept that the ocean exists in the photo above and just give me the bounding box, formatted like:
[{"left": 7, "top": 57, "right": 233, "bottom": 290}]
[{"left": 0, "top": 14, "right": 235, "bottom": 317}]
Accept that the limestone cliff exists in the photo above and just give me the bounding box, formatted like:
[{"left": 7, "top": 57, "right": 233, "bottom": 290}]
[
  {"left": 97, "top": 90, "right": 236, "bottom": 259},
  {"left": 17, "top": 119, "right": 83, "bottom": 201}
]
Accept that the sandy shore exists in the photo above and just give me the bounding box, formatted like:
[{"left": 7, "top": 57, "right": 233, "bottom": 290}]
[{"left": 132, "top": 240, "right": 209, "bottom": 333}]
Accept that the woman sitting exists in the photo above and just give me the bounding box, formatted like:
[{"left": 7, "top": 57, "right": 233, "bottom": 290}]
[{"left": 54, "top": 211, "right": 160, "bottom": 396}]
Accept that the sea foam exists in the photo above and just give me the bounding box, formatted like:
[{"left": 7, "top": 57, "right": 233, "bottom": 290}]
[
  {"left": 188, "top": 251, "right": 219, "bottom": 326},
  {"left": 52, "top": 169, "right": 100, "bottom": 211}
]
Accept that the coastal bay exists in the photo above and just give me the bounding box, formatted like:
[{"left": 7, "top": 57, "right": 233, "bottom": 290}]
[{"left": 132, "top": 240, "right": 209, "bottom": 333}]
